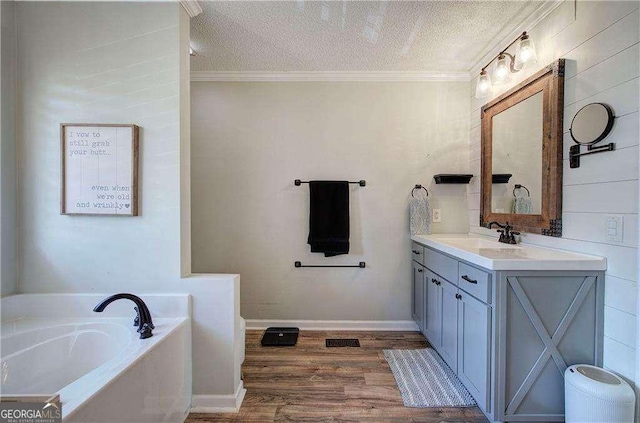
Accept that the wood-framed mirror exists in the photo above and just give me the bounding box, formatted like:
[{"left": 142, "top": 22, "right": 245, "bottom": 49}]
[{"left": 480, "top": 59, "right": 565, "bottom": 236}]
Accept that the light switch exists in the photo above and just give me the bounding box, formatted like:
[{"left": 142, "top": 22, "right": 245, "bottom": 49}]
[{"left": 605, "top": 215, "right": 623, "bottom": 242}]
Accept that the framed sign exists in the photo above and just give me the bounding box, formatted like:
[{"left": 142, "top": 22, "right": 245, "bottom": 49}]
[{"left": 61, "top": 124, "right": 139, "bottom": 216}]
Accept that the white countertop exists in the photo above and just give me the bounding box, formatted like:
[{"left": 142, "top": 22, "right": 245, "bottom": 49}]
[{"left": 411, "top": 233, "right": 607, "bottom": 271}]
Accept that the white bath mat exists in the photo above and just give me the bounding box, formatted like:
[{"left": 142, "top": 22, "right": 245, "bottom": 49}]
[{"left": 384, "top": 348, "right": 476, "bottom": 408}]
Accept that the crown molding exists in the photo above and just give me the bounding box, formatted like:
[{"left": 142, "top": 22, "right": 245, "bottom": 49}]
[
  {"left": 179, "top": 0, "right": 202, "bottom": 18},
  {"left": 469, "top": 0, "right": 564, "bottom": 76},
  {"left": 191, "top": 71, "right": 471, "bottom": 82}
]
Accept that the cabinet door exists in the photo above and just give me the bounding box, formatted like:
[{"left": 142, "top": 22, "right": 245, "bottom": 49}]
[
  {"left": 424, "top": 271, "right": 441, "bottom": 347},
  {"left": 457, "top": 291, "right": 491, "bottom": 412},
  {"left": 440, "top": 279, "right": 458, "bottom": 371},
  {"left": 412, "top": 262, "right": 425, "bottom": 331}
]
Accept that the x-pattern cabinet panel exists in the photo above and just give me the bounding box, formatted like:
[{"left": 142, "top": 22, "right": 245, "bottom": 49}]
[{"left": 497, "top": 272, "right": 603, "bottom": 422}]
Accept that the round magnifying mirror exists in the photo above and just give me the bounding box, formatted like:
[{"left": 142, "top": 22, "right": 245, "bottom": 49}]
[{"left": 570, "top": 103, "right": 614, "bottom": 145}]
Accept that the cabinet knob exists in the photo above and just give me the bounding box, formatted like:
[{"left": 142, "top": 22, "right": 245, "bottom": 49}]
[
  {"left": 412, "top": 250, "right": 420, "bottom": 255},
  {"left": 417, "top": 268, "right": 423, "bottom": 273},
  {"left": 455, "top": 293, "right": 462, "bottom": 300},
  {"left": 431, "top": 278, "right": 437, "bottom": 284}
]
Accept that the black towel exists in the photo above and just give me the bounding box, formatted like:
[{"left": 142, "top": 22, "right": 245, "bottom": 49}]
[{"left": 307, "top": 181, "right": 350, "bottom": 257}]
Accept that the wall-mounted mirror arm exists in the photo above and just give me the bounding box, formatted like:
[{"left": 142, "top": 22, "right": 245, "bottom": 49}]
[{"left": 569, "top": 143, "right": 615, "bottom": 168}]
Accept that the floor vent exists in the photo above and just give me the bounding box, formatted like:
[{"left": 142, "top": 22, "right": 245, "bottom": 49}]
[{"left": 326, "top": 338, "right": 360, "bottom": 347}]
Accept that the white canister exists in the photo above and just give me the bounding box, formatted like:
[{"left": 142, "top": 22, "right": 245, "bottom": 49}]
[{"left": 564, "top": 364, "right": 635, "bottom": 423}]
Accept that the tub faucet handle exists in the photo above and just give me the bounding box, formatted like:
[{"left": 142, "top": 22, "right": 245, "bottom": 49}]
[
  {"left": 138, "top": 323, "right": 153, "bottom": 340},
  {"left": 133, "top": 307, "right": 139, "bottom": 327}
]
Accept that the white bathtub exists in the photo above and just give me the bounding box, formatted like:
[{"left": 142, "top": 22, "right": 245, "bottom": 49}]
[{"left": 0, "top": 294, "right": 192, "bottom": 423}]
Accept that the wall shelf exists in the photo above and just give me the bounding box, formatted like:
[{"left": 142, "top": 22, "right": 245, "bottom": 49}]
[
  {"left": 433, "top": 174, "right": 473, "bottom": 184},
  {"left": 492, "top": 174, "right": 512, "bottom": 184}
]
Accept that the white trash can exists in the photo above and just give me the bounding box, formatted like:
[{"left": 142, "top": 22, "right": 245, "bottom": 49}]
[{"left": 565, "top": 364, "right": 635, "bottom": 423}]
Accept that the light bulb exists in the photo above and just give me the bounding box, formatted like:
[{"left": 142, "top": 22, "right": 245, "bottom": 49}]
[
  {"left": 492, "top": 54, "right": 512, "bottom": 85},
  {"left": 475, "top": 71, "right": 492, "bottom": 98},
  {"left": 514, "top": 34, "right": 537, "bottom": 70}
]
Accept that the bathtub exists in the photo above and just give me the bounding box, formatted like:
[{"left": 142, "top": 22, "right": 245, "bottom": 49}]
[{"left": 0, "top": 294, "right": 192, "bottom": 423}]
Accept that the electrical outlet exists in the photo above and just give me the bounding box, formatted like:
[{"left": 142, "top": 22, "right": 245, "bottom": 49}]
[
  {"left": 432, "top": 209, "right": 441, "bottom": 223},
  {"left": 605, "top": 215, "right": 623, "bottom": 243}
]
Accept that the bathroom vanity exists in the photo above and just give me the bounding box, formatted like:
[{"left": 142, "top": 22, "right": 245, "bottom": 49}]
[{"left": 410, "top": 233, "right": 606, "bottom": 423}]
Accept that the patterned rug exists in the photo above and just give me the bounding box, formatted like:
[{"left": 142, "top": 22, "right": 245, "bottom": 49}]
[{"left": 383, "top": 348, "right": 476, "bottom": 408}]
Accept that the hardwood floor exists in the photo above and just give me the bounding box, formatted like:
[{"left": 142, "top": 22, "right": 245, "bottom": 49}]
[{"left": 186, "top": 330, "right": 488, "bottom": 422}]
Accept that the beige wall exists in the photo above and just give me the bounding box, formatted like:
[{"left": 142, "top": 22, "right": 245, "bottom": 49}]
[
  {"left": 191, "top": 81, "right": 470, "bottom": 320},
  {"left": 469, "top": 0, "right": 639, "bottom": 387}
]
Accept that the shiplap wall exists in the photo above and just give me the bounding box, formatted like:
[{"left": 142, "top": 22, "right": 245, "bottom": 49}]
[
  {"left": 468, "top": 0, "right": 639, "bottom": 386},
  {"left": 14, "top": 2, "right": 243, "bottom": 399},
  {"left": 0, "top": 0, "right": 17, "bottom": 297},
  {"left": 16, "top": 2, "right": 184, "bottom": 291}
]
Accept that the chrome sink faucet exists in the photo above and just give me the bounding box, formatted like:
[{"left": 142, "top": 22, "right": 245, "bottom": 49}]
[
  {"left": 488, "top": 221, "right": 520, "bottom": 244},
  {"left": 93, "top": 293, "right": 155, "bottom": 339}
]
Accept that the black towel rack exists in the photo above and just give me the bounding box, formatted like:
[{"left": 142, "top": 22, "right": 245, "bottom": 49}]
[
  {"left": 295, "top": 179, "right": 366, "bottom": 187},
  {"left": 295, "top": 261, "right": 366, "bottom": 268},
  {"left": 411, "top": 184, "right": 428, "bottom": 197}
]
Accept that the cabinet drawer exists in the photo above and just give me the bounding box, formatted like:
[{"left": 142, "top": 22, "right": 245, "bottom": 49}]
[
  {"left": 424, "top": 247, "right": 458, "bottom": 283},
  {"left": 411, "top": 242, "right": 425, "bottom": 265},
  {"left": 458, "top": 262, "right": 491, "bottom": 304}
]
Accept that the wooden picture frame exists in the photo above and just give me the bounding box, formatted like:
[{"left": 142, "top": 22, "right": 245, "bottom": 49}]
[
  {"left": 61, "top": 123, "right": 139, "bottom": 216},
  {"left": 480, "top": 59, "right": 564, "bottom": 236}
]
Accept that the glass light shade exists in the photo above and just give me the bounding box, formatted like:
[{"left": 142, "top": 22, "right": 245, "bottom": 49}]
[
  {"left": 514, "top": 36, "right": 537, "bottom": 70},
  {"left": 492, "top": 55, "right": 512, "bottom": 85},
  {"left": 475, "top": 72, "right": 492, "bottom": 98}
]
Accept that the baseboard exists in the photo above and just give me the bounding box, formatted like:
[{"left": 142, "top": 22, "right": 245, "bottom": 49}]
[
  {"left": 190, "top": 382, "right": 246, "bottom": 413},
  {"left": 245, "top": 319, "right": 419, "bottom": 331}
]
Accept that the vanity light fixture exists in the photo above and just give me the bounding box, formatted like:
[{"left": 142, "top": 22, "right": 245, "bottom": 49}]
[
  {"left": 492, "top": 54, "right": 512, "bottom": 85},
  {"left": 475, "top": 70, "right": 492, "bottom": 98},
  {"left": 475, "top": 32, "right": 538, "bottom": 98}
]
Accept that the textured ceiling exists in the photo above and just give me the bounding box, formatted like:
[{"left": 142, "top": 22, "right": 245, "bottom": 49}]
[{"left": 190, "top": 1, "right": 543, "bottom": 72}]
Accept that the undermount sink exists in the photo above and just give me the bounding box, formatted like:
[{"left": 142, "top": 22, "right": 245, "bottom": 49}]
[{"left": 435, "top": 237, "right": 521, "bottom": 250}]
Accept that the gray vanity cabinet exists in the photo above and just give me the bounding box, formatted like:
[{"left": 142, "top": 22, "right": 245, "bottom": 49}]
[
  {"left": 457, "top": 290, "right": 491, "bottom": 411},
  {"left": 424, "top": 270, "right": 441, "bottom": 347},
  {"left": 410, "top": 241, "right": 604, "bottom": 423},
  {"left": 427, "top": 268, "right": 488, "bottom": 407},
  {"left": 411, "top": 261, "right": 426, "bottom": 332},
  {"left": 439, "top": 279, "right": 459, "bottom": 372}
]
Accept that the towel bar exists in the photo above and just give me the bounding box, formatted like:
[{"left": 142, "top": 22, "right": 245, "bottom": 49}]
[
  {"left": 294, "top": 261, "right": 366, "bottom": 268},
  {"left": 295, "top": 179, "right": 366, "bottom": 187}
]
